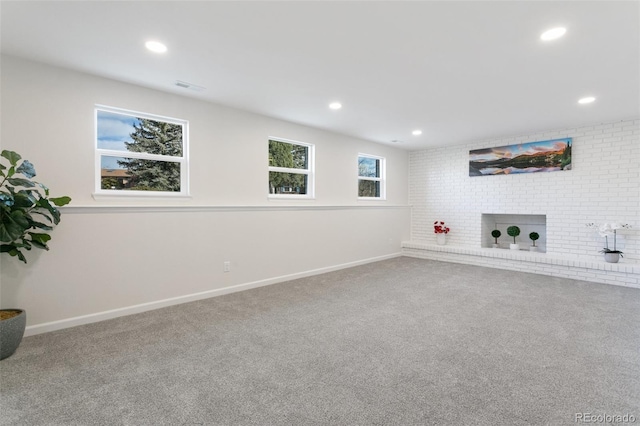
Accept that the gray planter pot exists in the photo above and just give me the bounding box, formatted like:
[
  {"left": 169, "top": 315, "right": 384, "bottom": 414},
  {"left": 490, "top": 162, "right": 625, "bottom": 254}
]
[
  {"left": 604, "top": 252, "right": 621, "bottom": 263},
  {"left": 0, "top": 309, "right": 26, "bottom": 360}
]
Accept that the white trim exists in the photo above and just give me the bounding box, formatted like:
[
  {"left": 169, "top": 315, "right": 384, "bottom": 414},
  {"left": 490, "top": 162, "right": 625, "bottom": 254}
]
[
  {"left": 269, "top": 166, "right": 310, "bottom": 175},
  {"left": 61, "top": 204, "right": 411, "bottom": 214},
  {"left": 267, "top": 194, "right": 317, "bottom": 200},
  {"left": 268, "top": 136, "right": 315, "bottom": 199},
  {"left": 95, "top": 105, "right": 189, "bottom": 196},
  {"left": 358, "top": 196, "right": 386, "bottom": 201},
  {"left": 358, "top": 153, "right": 386, "bottom": 200},
  {"left": 98, "top": 150, "right": 184, "bottom": 163},
  {"left": 24, "top": 252, "right": 402, "bottom": 337},
  {"left": 95, "top": 104, "right": 187, "bottom": 126},
  {"left": 92, "top": 192, "right": 193, "bottom": 201}
]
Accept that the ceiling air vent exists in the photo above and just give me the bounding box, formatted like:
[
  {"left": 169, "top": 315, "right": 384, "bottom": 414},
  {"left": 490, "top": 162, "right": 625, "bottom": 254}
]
[{"left": 175, "top": 80, "right": 206, "bottom": 92}]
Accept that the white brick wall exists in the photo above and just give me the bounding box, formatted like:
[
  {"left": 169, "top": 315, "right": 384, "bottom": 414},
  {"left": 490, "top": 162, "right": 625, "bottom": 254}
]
[
  {"left": 402, "top": 242, "right": 640, "bottom": 288},
  {"left": 409, "top": 118, "right": 640, "bottom": 264}
]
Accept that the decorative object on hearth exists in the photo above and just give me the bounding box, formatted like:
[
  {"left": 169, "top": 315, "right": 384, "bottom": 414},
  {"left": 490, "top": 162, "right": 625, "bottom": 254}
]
[
  {"left": 507, "top": 226, "right": 521, "bottom": 250},
  {"left": 491, "top": 229, "right": 501, "bottom": 248},
  {"left": 434, "top": 221, "right": 449, "bottom": 245},
  {"left": 529, "top": 232, "right": 540, "bottom": 252},
  {"left": 586, "top": 222, "right": 631, "bottom": 263}
]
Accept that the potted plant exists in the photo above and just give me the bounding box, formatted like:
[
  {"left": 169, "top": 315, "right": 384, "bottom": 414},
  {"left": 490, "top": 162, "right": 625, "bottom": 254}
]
[
  {"left": 507, "top": 225, "right": 520, "bottom": 250},
  {"left": 491, "top": 229, "right": 501, "bottom": 248},
  {"left": 433, "top": 221, "right": 450, "bottom": 245},
  {"left": 587, "top": 222, "right": 631, "bottom": 263},
  {"left": 529, "top": 232, "right": 539, "bottom": 252},
  {"left": 0, "top": 150, "right": 71, "bottom": 360}
]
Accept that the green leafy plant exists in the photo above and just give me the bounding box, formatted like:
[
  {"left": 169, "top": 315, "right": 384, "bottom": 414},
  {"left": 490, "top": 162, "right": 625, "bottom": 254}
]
[
  {"left": 0, "top": 150, "right": 71, "bottom": 263},
  {"left": 529, "top": 232, "right": 539, "bottom": 247},
  {"left": 507, "top": 226, "right": 520, "bottom": 244},
  {"left": 491, "top": 229, "right": 501, "bottom": 244}
]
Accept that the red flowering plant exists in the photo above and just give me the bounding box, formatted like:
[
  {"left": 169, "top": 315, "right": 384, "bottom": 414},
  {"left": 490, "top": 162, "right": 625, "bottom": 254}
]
[{"left": 433, "top": 221, "right": 450, "bottom": 234}]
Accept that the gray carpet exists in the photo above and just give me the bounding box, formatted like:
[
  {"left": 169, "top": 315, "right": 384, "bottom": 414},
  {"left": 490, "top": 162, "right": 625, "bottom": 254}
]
[{"left": 1, "top": 257, "right": 639, "bottom": 426}]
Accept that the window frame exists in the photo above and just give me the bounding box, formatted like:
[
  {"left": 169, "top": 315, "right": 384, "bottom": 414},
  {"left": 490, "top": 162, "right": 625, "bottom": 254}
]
[
  {"left": 268, "top": 136, "right": 315, "bottom": 199},
  {"left": 94, "top": 105, "right": 189, "bottom": 197},
  {"left": 357, "top": 153, "right": 386, "bottom": 200}
]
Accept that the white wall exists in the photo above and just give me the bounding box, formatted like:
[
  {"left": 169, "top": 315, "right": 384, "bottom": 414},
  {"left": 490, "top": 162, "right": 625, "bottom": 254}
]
[
  {"left": 409, "top": 119, "right": 640, "bottom": 262},
  {"left": 0, "top": 56, "right": 410, "bottom": 333}
]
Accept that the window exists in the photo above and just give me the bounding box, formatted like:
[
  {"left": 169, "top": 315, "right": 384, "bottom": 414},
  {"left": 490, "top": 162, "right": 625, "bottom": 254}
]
[
  {"left": 358, "top": 154, "right": 385, "bottom": 199},
  {"left": 95, "top": 106, "right": 188, "bottom": 195},
  {"left": 268, "top": 138, "right": 314, "bottom": 198}
]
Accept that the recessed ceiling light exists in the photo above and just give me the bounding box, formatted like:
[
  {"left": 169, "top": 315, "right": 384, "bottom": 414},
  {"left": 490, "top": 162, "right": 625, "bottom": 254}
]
[
  {"left": 329, "top": 102, "right": 342, "bottom": 110},
  {"left": 578, "top": 96, "right": 596, "bottom": 104},
  {"left": 412, "top": 130, "right": 422, "bottom": 136},
  {"left": 540, "top": 27, "right": 567, "bottom": 41},
  {"left": 145, "top": 41, "right": 167, "bottom": 53}
]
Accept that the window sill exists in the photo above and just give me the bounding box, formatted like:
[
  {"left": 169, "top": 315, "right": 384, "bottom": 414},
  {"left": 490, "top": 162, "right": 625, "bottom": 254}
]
[
  {"left": 267, "top": 194, "right": 316, "bottom": 200},
  {"left": 92, "top": 192, "right": 192, "bottom": 201}
]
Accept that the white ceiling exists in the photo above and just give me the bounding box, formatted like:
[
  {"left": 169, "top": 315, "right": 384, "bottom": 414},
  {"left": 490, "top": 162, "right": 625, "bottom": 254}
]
[{"left": 1, "top": 1, "right": 638, "bottom": 150}]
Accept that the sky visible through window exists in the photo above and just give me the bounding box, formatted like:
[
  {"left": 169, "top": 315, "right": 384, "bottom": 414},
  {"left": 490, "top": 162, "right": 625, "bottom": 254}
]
[
  {"left": 97, "top": 110, "right": 139, "bottom": 169},
  {"left": 359, "top": 157, "right": 379, "bottom": 177}
]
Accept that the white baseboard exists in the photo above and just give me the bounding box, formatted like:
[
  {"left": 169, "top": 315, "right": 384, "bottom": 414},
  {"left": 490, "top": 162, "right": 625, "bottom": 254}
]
[{"left": 24, "top": 253, "right": 401, "bottom": 337}]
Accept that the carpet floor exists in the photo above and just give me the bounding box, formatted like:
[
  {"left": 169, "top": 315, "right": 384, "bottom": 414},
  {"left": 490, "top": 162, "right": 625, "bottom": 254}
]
[{"left": 1, "top": 257, "right": 639, "bottom": 425}]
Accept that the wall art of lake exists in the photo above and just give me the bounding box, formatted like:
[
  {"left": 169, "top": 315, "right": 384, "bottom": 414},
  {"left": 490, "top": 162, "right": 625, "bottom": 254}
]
[{"left": 469, "top": 138, "right": 572, "bottom": 177}]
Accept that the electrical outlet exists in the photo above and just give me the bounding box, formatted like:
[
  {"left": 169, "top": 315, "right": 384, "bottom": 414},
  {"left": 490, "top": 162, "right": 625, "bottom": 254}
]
[{"left": 223, "top": 261, "right": 231, "bottom": 272}]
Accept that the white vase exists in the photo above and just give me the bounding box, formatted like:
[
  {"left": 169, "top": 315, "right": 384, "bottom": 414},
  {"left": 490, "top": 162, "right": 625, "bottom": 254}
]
[
  {"left": 510, "top": 243, "right": 520, "bottom": 250},
  {"left": 529, "top": 246, "right": 538, "bottom": 252},
  {"left": 492, "top": 243, "right": 499, "bottom": 248},
  {"left": 436, "top": 234, "right": 446, "bottom": 245}
]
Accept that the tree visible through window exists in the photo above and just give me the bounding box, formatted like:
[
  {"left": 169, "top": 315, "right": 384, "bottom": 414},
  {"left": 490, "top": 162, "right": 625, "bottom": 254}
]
[
  {"left": 268, "top": 138, "right": 313, "bottom": 197},
  {"left": 96, "top": 107, "right": 188, "bottom": 194},
  {"left": 358, "top": 154, "right": 385, "bottom": 199}
]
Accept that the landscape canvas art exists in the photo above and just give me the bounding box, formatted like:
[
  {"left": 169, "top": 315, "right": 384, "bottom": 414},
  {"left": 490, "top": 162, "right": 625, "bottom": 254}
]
[{"left": 469, "top": 137, "right": 572, "bottom": 176}]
